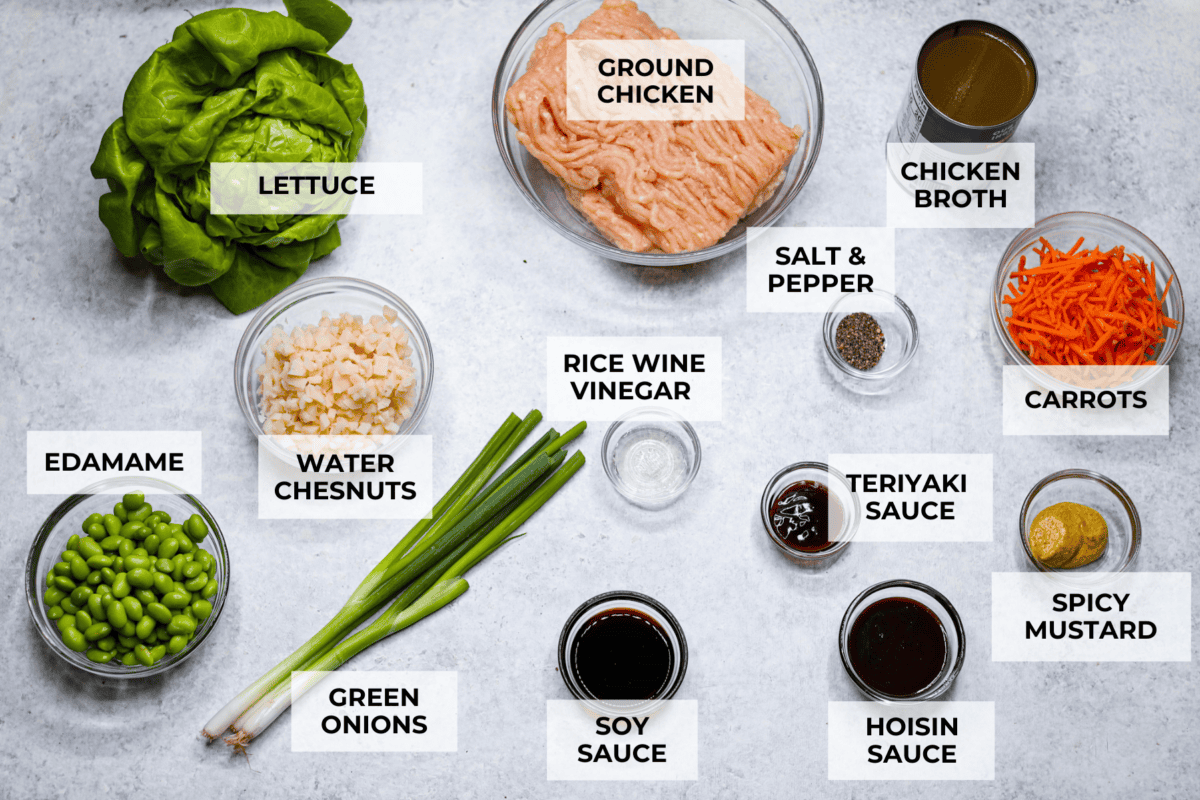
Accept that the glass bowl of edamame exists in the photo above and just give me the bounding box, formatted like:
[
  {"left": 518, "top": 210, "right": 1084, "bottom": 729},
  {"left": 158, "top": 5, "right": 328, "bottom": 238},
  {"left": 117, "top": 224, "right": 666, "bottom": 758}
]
[{"left": 24, "top": 476, "right": 230, "bottom": 679}]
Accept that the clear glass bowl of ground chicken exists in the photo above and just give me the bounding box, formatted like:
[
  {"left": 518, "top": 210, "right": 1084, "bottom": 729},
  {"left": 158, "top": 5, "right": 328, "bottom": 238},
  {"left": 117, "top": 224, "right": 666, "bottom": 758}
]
[
  {"left": 24, "top": 477, "right": 230, "bottom": 679},
  {"left": 1019, "top": 469, "right": 1140, "bottom": 583},
  {"left": 822, "top": 291, "right": 919, "bottom": 395},
  {"left": 493, "top": 0, "right": 823, "bottom": 266},
  {"left": 839, "top": 579, "right": 965, "bottom": 704},
  {"left": 760, "top": 461, "right": 861, "bottom": 564},
  {"left": 991, "top": 212, "right": 1184, "bottom": 393},
  {"left": 234, "top": 276, "right": 434, "bottom": 464}
]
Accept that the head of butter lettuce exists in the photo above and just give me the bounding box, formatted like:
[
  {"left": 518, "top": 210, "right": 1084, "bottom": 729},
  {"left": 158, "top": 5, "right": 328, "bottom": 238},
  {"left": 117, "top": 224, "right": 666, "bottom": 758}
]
[{"left": 91, "top": 0, "right": 366, "bottom": 314}]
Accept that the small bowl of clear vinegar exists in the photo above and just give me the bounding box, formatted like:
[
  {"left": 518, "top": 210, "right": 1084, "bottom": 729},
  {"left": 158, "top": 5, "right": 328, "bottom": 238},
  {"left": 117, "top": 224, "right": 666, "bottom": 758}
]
[{"left": 601, "top": 407, "right": 701, "bottom": 509}]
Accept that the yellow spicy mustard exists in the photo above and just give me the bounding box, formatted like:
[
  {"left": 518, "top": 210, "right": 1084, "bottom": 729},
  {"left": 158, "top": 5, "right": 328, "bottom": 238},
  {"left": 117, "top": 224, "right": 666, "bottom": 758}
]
[{"left": 1028, "top": 501, "right": 1108, "bottom": 568}]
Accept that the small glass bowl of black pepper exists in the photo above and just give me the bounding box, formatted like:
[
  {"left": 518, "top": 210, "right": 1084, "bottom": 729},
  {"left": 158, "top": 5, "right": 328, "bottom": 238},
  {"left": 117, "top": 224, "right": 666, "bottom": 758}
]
[
  {"left": 839, "top": 579, "right": 966, "bottom": 703},
  {"left": 558, "top": 590, "right": 688, "bottom": 717},
  {"left": 760, "top": 462, "right": 861, "bottom": 564},
  {"left": 822, "top": 291, "right": 919, "bottom": 395}
]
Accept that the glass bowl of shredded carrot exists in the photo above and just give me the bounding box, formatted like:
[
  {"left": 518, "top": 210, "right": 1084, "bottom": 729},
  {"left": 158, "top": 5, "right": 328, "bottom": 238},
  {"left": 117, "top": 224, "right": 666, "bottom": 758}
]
[{"left": 992, "top": 212, "right": 1184, "bottom": 388}]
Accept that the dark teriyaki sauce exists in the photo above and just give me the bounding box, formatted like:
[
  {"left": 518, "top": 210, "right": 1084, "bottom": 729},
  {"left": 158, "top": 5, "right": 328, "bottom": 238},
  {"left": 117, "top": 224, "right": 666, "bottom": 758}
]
[
  {"left": 848, "top": 597, "right": 948, "bottom": 697},
  {"left": 570, "top": 608, "right": 674, "bottom": 700},
  {"left": 769, "top": 480, "right": 843, "bottom": 552}
]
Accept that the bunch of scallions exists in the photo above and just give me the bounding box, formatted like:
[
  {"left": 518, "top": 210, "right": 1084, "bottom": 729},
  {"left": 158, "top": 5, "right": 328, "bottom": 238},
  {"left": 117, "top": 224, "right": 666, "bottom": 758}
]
[{"left": 202, "top": 411, "right": 585, "bottom": 748}]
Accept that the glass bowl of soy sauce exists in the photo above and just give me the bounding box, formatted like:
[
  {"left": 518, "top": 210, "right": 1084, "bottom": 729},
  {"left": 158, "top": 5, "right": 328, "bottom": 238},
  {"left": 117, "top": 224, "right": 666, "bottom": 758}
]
[
  {"left": 838, "top": 579, "right": 966, "bottom": 703},
  {"left": 557, "top": 590, "right": 688, "bottom": 717},
  {"left": 760, "top": 462, "right": 861, "bottom": 564}
]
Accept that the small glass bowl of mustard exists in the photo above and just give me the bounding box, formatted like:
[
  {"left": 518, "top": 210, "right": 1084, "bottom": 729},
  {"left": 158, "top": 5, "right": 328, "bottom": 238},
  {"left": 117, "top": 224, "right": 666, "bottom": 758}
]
[{"left": 1019, "top": 469, "right": 1140, "bottom": 579}]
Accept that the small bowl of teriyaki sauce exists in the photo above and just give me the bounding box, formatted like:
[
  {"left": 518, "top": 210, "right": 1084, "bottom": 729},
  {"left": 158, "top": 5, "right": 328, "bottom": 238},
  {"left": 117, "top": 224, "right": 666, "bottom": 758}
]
[
  {"left": 839, "top": 579, "right": 966, "bottom": 703},
  {"left": 760, "top": 462, "right": 861, "bottom": 564},
  {"left": 558, "top": 591, "right": 688, "bottom": 716}
]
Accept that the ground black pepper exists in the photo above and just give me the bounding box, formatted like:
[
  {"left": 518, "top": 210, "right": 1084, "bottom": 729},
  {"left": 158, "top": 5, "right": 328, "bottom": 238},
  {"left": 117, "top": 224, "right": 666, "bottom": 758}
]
[{"left": 835, "top": 313, "right": 885, "bottom": 370}]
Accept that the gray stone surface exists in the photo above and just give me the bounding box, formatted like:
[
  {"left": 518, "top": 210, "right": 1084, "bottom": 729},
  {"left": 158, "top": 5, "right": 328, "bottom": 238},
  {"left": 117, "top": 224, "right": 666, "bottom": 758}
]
[{"left": 2, "top": 0, "right": 1198, "bottom": 797}]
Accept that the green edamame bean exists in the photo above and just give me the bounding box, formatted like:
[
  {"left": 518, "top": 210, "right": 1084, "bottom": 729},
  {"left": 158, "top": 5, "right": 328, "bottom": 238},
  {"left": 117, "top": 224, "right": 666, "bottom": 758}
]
[
  {"left": 143, "top": 534, "right": 160, "bottom": 556},
  {"left": 85, "top": 572, "right": 102, "bottom": 586},
  {"left": 70, "top": 558, "right": 90, "bottom": 581},
  {"left": 136, "top": 616, "right": 156, "bottom": 640},
  {"left": 157, "top": 511, "right": 172, "bottom": 524},
  {"left": 87, "top": 594, "right": 106, "bottom": 621},
  {"left": 107, "top": 602, "right": 128, "bottom": 628},
  {"left": 167, "top": 635, "right": 188, "bottom": 654},
  {"left": 119, "top": 520, "right": 144, "bottom": 538},
  {"left": 44, "top": 587, "right": 66, "bottom": 606},
  {"left": 118, "top": 621, "right": 136, "bottom": 637},
  {"left": 84, "top": 522, "right": 106, "bottom": 539},
  {"left": 146, "top": 603, "right": 173, "bottom": 624},
  {"left": 135, "top": 589, "right": 156, "bottom": 606},
  {"left": 125, "top": 555, "right": 150, "bottom": 571},
  {"left": 167, "top": 615, "right": 197, "bottom": 636},
  {"left": 86, "top": 554, "right": 113, "bottom": 569},
  {"left": 86, "top": 649, "right": 114, "bottom": 663},
  {"left": 113, "top": 502, "right": 128, "bottom": 522},
  {"left": 67, "top": 534, "right": 82, "bottom": 552},
  {"left": 53, "top": 575, "right": 76, "bottom": 592},
  {"left": 126, "top": 568, "right": 153, "bottom": 589},
  {"left": 117, "top": 539, "right": 134, "bottom": 558},
  {"left": 182, "top": 561, "right": 204, "bottom": 580},
  {"left": 57, "top": 614, "right": 76, "bottom": 634},
  {"left": 149, "top": 644, "right": 167, "bottom": 663},
  {"left": 75, "top": 609, "right": 93, "bottom": 630},
  {"left": 94, "top": 584, "right": 112, "bottom": 599},
  {"left": 195, "top": 550, "right": 214, "bottom": 573},
  {"left": 174, "top": 534, "right": 195, "bottom": 554},
  {"left": 78, "top": 539, "right": 103, "bottom": 561},
  {"left": 156, "top": 628, "right": 171, "bottom": 643},
  {"left": 96, "top": 636, "right": 117, "bottom": 652},
  {"left": 70, "top": 586, "right": 93, "bottom": 606},
  {"left": 112, "top": 575, "right": 131, "bottom": 599},
  {"left": 112, "top": 557, "right": 126, "bottom": 573},
  {"left": 191, "top": 600, "right": 213, "bottom": 621},
  {"left": 47, "top": 605, "right": 64, "bottom": 620},
  {"left": 201, "top": 579, "right": 219, "bottom": 600},
  {"left": 184, "top": 573, "right": 208, "bottom": 592},
  {"left": 100, "top": 567, "right": 116, "bottom": 586},
  {"left": 135, "top": 644, "right": 154, "bottom": 666},
  {"left": 154, "top": 558, "right": 172, "bottom": 573},
  {"left": 103, "top": 514, "right": 122, "bottom": 537},
  {"left": 117, "top": 633, "right": 138, "bottom": 647},
  {"left": 52, "top": 562, "right": 71, "bottom": 577},
  {"left": 171, "top": 557, "right": 187, "bottom": 582},
  {"left": 162, "top": 592, "right": 190, "bottom": 610},
  {"left": 100, "top": 535, "right": 122, "bottom": 552},
  {"left": 62, "top": 627, "right": 88, "bottom": 652},
  {"left": 185, "top": 514, "right": 209, "bottom": 542},
  {"left": 153, "top": 573, "right": 175, "bottom": 596},
  {"left": 82, "top": 512, "right": 104, "bottom": 531},
  {"left": 157, "top": 538, "right": 179, "bottom": 560},
  {"left": 60, "top": 597, "right": 80, "bottom": 614},
  {"left": 143, "top": 511, "right": 163, "bottom": 527},
  {"left": 128, "top": 506, "right": 152, "bottom": 524},
  {"left": 84, "top": 623, "right": 112, "bottom": 641},
  {"left": 122, "top": 596, "right": 143, "bottom": 622},
  {"left": 153, "top": 523, "right": 171, "bottom": 539},
  {"left": 120, "top": 652, "right": 137, "bottom": 666},
  {"left": 122, "top": 492, "right": 145, "bottom": 512},
  {"left": 46, "top": 571, "right": 55, "bottom": 587}
]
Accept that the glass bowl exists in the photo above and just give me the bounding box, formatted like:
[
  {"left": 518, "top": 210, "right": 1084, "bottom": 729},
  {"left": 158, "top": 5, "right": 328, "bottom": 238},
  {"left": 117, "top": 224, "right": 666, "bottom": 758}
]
[
  {"left": 1019, "top": 469, "right": 1140, "bottom": 582},
  {"left": 492, "top": 0, "right": 824, "bottom": 266},
  {"left": 234, "top": 276, "right": 434, "bottom": 463},
  {"left": 24, "top": 476, "right": 230, "bottom": 679},
  {"left": 839, "top": 579, "right": 966, "bottom": 704},
  {"left": 601, "top": 407, "right": 701, "bottom": 509},
  {"left": 822, "top": 292, "right": 919, "bottom": 395},
  {"left": 557, "top": 590, "right": 688, "bottom": 716},
  {"left": 991, "top": 211, "right": 1184, "bottom": 391},
  {"left": 760, "top": 461, "right": 861, "bottom": 564}
]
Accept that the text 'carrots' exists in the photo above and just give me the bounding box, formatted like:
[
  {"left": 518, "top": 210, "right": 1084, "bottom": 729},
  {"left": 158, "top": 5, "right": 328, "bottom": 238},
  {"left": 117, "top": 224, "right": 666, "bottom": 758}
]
[{"left": 1002, "top": 236, "right": 1177, "bottom": 366}]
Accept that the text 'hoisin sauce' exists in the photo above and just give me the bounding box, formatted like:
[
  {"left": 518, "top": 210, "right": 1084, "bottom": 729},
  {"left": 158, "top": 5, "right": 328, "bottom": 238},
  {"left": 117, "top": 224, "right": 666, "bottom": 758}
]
[
  {"left": 848, "top": 597, "right": 948, "bottom": 697},
  {"left": 769, "top": 480, "right": 843, "bottom": 552},
  {"left": 570, "top": 608, "right": 674, "bottom": 700}
]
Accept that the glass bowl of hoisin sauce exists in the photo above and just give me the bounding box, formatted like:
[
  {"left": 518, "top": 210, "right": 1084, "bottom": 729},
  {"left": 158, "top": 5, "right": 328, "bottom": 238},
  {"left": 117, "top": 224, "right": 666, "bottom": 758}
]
[
  {"left": 558, "top": 591, "right": 688, "bottom": 717},
  {"left": 839, "top": 580, "right": 966, "bottom": 703},
  {"left": 760, "top": 462, "right": 861, "bottom": 564}
]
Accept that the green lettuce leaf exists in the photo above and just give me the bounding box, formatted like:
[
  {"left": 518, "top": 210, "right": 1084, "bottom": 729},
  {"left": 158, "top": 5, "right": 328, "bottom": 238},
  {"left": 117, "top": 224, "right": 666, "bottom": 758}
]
[{"left": 91, "top": 1, "right": 365, "bottom": 313}]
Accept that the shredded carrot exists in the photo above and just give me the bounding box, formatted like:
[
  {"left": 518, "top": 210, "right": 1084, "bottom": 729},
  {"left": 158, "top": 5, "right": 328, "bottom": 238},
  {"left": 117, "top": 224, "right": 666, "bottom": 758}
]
[{"left": 1001, "top": 237, "right": 1177, "bottom": 366}]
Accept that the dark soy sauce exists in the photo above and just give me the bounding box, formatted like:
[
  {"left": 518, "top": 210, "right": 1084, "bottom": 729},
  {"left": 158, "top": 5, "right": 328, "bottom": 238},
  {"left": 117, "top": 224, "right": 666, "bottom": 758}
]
[
  {"left": 848, "top": 597, "right": 948, "bottom": 697},
  {"left": 769, "top": 480, "right": 843, "bottom": 552},
  {"left": 570, "top": 608, "right": 674, "bottom": 700}
]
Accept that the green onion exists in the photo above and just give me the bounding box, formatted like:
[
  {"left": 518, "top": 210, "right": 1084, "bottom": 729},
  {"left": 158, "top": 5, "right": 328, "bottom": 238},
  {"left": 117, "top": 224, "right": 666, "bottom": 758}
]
[{"left": 202, "top": 412, "right": 586, "bottom": 746}]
